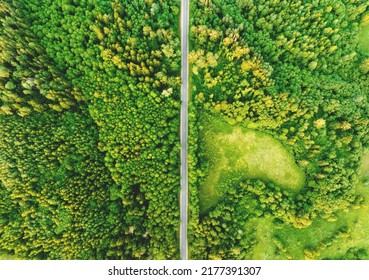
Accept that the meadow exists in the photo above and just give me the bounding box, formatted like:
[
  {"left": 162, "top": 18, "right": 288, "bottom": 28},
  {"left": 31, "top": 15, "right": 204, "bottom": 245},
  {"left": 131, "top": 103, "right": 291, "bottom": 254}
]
[{"left": 199, "top": 115, "right": 305, "bottom": 211}]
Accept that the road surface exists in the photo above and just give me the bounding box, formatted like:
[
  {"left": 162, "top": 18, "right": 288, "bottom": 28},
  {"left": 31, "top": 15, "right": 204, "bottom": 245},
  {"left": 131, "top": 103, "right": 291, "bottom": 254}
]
[{"left": 180, "top": 0, "right": 189, "bottom": 261}]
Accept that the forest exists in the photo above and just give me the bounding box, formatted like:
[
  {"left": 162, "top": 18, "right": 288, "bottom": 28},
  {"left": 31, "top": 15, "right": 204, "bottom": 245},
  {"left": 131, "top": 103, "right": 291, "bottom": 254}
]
[
  {"left": 1, "top": 0, "right": 369, "bottom": 260},
  {"left": 188, "top": 0, "right": 369, "bottom": 259},
  {"left": 1, "top": 0, "right": 181, "bottom": 259}
]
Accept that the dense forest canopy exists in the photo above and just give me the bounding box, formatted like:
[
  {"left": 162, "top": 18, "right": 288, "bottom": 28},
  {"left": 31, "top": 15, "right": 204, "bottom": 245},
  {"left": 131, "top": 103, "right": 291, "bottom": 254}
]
[
  {"left": 1, "top": 0, "right": 181, "bottom": 259},
  {"left": 188, "top": 0, "right": 369, "bottom": 260},
  {"left": 1, "top": 0, "right": 369, "bottom": 260}
]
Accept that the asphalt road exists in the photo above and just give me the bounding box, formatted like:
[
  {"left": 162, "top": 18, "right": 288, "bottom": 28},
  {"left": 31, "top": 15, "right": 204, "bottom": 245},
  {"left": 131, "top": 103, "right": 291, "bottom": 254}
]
[{"left": 180, "top": 0, "right": 189, "bottom": 261}]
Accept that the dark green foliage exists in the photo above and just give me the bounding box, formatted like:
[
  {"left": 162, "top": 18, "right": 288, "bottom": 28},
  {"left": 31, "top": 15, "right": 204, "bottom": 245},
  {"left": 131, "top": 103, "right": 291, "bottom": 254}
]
[
  {"left": 0, "top": 1, "right": 78, "bottom": 117},
  {"left": 0, "top": 110, "right": 126, "bottom": 259}
]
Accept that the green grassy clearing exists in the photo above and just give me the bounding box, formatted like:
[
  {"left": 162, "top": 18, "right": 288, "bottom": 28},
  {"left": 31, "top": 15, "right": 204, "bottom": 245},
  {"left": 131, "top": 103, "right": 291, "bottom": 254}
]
[
  {"left": 249, "top": 150, "right": 369, "bottom": 260},
  {"left": 0, "top": 251, "right": 18, "bottom": 260},
  {"left": 359, "top": 21, "right": 369, "bottom": 55},
  {"left": 199, "top": 116, "right": 305, "bottom": 211},
  {"left": 248, "top": 217, "right": 277, "bottom": 259},
  {"left": 358, "top": 150, "right": 369, "bottom": 185}
]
